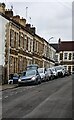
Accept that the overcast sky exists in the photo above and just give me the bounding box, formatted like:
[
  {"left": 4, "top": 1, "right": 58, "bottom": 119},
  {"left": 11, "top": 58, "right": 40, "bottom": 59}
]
[{"left": 1, "top": 0, "right": 72, "bottom": 43}]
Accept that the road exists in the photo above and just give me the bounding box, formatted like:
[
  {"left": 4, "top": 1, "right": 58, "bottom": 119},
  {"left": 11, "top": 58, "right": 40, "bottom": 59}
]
[{"left": 2, "top": 75, "right": 72, "bottom": 119}]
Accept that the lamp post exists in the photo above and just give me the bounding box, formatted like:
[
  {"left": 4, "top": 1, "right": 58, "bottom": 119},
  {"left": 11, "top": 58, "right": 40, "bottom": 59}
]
[
  {"left": 48, "top": 37, "right": 54, "bottom": 67},
  {"left": 26, "top": 7, "right": 28, "bottom": 22},
  {"left": 48, "top": 37, "right": 54, "bottom": 43}
]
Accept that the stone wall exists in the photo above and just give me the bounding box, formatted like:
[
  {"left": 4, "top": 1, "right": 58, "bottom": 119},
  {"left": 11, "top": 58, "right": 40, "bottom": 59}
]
[
  {"left": 0, "top": 65, "right": 2, "bottom": 84},
  {"left": 0, "top": 65, "right": 8, "bottom": 84}
]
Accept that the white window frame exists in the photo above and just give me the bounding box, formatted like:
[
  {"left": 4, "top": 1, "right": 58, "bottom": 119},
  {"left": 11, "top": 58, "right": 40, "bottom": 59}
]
[
  {"left": 64, "top": 52, "right": 68, "bottom": 60},
  {"left": 73, "top": 53, "right": 74, "bottom": 60}
]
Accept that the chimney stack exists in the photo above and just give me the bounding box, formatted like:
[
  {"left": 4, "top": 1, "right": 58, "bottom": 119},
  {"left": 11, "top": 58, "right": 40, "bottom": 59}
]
[
  {"left": 30, "top": 27, "right": 36, "bottom": 34},
  {"left": 58, "top": 38, "right": 61, "bottom": 51},
  {"left": 13, "top": 15, "right": 20, "bottom": 23},
  {"left": 5, "top": 9, "right": 13, "bottom": 18},
  {"left": 26, "top": 24, "right": 31, "bottom": 30},
  {"left": 0, "top": 3, "right": 6, "bottom": 14},
  {"left": 20, "top": 17, "right": 26, "bottom": 27}
]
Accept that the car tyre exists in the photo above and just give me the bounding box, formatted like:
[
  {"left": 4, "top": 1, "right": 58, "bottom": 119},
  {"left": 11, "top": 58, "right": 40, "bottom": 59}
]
[
  {"left": 18, "top": 83, "right": 21, "bottom": 87},
  {"left": 35, "top": 79, "right": 39, "bottom": 85},
  {"left": 39, "top": 79, "right": 41, "bottom": 84}
]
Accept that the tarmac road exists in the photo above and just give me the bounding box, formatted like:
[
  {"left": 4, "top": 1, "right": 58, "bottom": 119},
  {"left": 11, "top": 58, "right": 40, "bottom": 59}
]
[{"left": 2, "top": 75, "right": 72, "bottom": 118}]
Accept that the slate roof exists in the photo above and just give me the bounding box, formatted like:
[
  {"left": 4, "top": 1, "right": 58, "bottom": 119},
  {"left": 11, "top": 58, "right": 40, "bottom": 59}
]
[
  {"left": 50, "top": 44, "right": 59, "bottom": 52},
  {"left": 59, "top": 41, "right": 74, "bottom": 51},
  {"left": 50, "top": 41, "right": 74, "bottom": 52}
]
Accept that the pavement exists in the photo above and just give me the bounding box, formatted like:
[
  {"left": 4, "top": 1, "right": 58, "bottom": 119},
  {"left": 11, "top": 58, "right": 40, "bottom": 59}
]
[{"left": 0, "top": 84, "right": 18, "bottom": 91}]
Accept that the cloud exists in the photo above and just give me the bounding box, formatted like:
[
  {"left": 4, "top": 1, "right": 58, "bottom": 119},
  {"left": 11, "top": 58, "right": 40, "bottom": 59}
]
[
  {"left": 1, "top": 0, "right": 73, "bottom": 2},
  {"left": 1, "top": 1, "right": 72, "bottom": 42}
]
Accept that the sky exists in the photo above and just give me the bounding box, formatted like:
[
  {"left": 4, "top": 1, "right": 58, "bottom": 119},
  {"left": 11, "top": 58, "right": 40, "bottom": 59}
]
[{"left": 1, "top": 0, "right": 73, "bottom": 43}]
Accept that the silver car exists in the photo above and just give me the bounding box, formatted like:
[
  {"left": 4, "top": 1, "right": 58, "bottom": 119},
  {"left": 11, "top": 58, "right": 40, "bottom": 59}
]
[
  {"left": 46, "top": 68, "right": 54, "bottom": 80},
  {"left": 18, "top": 69, "right": 41, "bottom": 86},
  {"left": 54, "top": 65, "right": 65, "bottom": 77},
  {"left": 48, "top": 67, "right": 58, "bottom": 79},
  {"left": 38, "top": 68, "right": 49, "bottom": 81}
]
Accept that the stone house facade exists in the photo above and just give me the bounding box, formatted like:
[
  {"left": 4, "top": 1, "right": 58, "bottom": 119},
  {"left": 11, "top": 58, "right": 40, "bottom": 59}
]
[{"left": 0, "top": 3, "right": 56, "bottom": 83}]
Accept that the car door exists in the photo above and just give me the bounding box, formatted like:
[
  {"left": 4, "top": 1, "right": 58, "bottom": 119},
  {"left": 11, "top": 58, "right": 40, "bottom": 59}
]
[{"left": 36, "top": 70, "right": 41, "bottom": 81}]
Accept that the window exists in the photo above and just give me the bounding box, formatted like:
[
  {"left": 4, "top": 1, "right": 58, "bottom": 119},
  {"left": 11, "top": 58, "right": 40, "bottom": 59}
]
[
  {"left": 69, "top": 53, "right": 71, "bottom": 60},
  {"left": 31, "top": 40, "right": 33, "bottom": 52},
  {"left": 20, "top": 33, "right": 23, "bottom": 48},
  {"left": 14, "top": 32, "right": 16, "bottom": 48},
  {"left": 30, "top": 39, "right": 32, "bottom": 52},
  {"left": 60, "top": 53, "right": 63, "bottom": 60},
  {"left": 37, "top": 42, "right": 38, "bottom": 53},
  {"left": 55, "top": 55, "right": 58, "bottom": 62},
  {"left": 73, "top": 53, "right": 74, "bottom": 60},
  {"left": 19, "top": 32, "right": 21, "bottom": 47},
  {"left": 10, "top": 29, "right": 14, "bottom": 48},
  {"left": 64, "top": 66, "right": 67, "bottom": 70},
  {"left": 18, "top": 56, "right": 23, "bottom": 72},
  {"left": 24, "top": 35, "right": 27, "bottom": 50},
  {"left": 28, "top": 38, "right": 30, "bottom": 52},
  {"left": 72, "top": 66, "right": 74, "bottom": 71},
  {"left": 34, "top": 40, "right": 37, "bottom": 52},
  {"left": 64, "top": 53, "right": 68, "bottom": 60},
  {"left": 16, "top": 33, "right": 18, "bottom": 49},
  {"left": 68, "top": 66, "right": 71, "bottom": 73},
  {"left": 26, "top": 36, "right": 28, "bottom": 50}
]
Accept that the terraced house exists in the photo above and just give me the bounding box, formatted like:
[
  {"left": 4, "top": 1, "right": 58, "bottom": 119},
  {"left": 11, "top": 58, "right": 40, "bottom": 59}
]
[
  {"left": 51, "top": 39, "right": 74, "bottom": 73},
  {"left": 58, "top": 40, "right": 74, "bottom": 73},
  {"left": 0, "top": 3, "right": 56, "bottom": 84}
]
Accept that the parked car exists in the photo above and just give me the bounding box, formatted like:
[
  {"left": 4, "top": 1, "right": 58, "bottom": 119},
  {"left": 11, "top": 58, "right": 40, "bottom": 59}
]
[
  {"left": 64, "top": 69, "right": 70, "bottom": 76},
  {"left": 54, "top": 65, "right": 65, "bottom": 77},
  {"left": 46, "top": 68, "right": 54, "bottom": 80},
  {"left": 26, "top": 64, "right": 39, "bottom": 70},
  {"left": 18, "top": 69, "right": 41, "bottom": 85},
  {"left": 48, "top": 67, "right": 58, "bottom": 79},
  {"left": 38, "top": 68, "right": 49, "bottom": 81},
  {"left": 8, "top": 73, "right": 19, "bottom": 84}
]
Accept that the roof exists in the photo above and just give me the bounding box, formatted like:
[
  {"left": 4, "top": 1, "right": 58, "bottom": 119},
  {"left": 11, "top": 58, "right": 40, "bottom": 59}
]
[
  {"left": 59, "top": 41, "right": 74, "bottom": 51},
  {"left": 50, "top": 41, "right": 74, "bottom": 52},
  {"left": 50, "top": 44, "right": 59, "bottom": 52}
]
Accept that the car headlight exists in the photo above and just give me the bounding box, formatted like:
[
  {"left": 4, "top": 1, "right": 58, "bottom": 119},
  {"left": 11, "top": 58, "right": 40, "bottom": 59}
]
[
  {"left": 31, "top": 77, "right": 36, "bottom": 80},
  {"left": 18, "top": 78, "right": 21, "bottom": 82}
]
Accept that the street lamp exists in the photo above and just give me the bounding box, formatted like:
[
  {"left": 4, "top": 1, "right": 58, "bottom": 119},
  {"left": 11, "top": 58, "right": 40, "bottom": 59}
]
[
  {"left": 48, "top": 37, "right": 54, "bottom": 43},
  {"left": 48, "top": 37, "right": 54, "bottom": 67}
]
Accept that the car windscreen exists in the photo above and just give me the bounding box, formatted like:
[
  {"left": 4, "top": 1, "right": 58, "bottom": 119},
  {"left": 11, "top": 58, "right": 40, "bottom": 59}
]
[
  {"left": 51, "top": 68, "right": 55, "bottom": 71},
  {"left": 56, "top": 66, "right": 62, "bottom": 70},
  {"left": 13, "top": 74, "right": 19, "bottom": 77},
  {"left": 25, "top": 70, "right": 36, "bottom": 76},
  {"left": 38, "top": 68, "right": 43, "bottom": 73},
  {"left": 27, "top": 66, "right": 38, "bottom": 70}
]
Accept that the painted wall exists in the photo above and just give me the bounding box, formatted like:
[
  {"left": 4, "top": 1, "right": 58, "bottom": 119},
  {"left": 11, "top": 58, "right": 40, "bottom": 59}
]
[{"left": 0, "top": 15, "right": 9, "bottom": 66}]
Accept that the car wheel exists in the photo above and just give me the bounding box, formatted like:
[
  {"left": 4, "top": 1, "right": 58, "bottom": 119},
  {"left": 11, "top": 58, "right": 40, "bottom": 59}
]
[
  {"left": 48, "top": 77, "right": 51, "bottom": 81},
  {"left": 18, "top": 83, "right": 21, "bottom": 87},
  {"left": 39, "top": 79, "right": 41, "bottom": 84},
  {"left": 51, "top": 76, "right": 54, "bottom": 80},
  {"left": 35, "top": 79, "right": 38, "bottom": 85}
]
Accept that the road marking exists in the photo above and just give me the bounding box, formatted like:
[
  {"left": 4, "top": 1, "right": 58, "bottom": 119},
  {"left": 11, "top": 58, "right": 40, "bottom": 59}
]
[
  {"left": 4, "top": 96, "right": 8, "bottom": 99},
  {"left": 10, "top": 93, "right": 13, "bottom": 96},
  {"left": 14, "top": 92, "right": 18, "bottom": 94}
]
